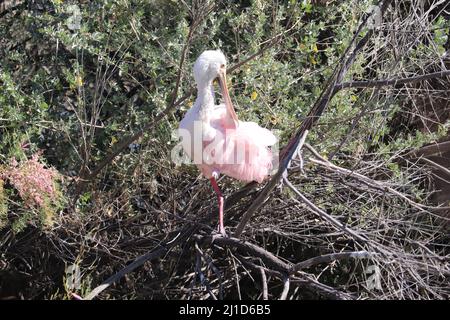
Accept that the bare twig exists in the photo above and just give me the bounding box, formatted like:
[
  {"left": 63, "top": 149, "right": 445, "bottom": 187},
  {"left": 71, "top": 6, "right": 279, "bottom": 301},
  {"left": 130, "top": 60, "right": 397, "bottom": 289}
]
[
  {"left": 203, "top": 235, "right": 291, "bottom": 273},
  {"left": 228, "top": 21, "right": 299, "bottom": 74},
  {"left": 290, "top": 251, "right": 375, "bottom": 275},
  {"left": 259, "top": 267, "right": 268, "bottom": 300},
  {"left": 306, "top": 144, "right": 450, "bottom": 212},
  {"left": 84, "top": 229, "right": 187, "bottom": 300},
  {"left": 237, "top": 256, "right": 353, "bottom": 300},
  {"left": 403, "top": 140, "right": 450, "bottom": 158},
  {"left": 418, "top": 157, "right": 450, "bottom": 177},
  {"left": 279, "top": 276, "right": 290, "bottom": 300},
  {"left": 195, "top": 244, "right": 218, "bottom": 300},
  {"left": 290, "top": 275, "right": 354, "bottom": 300},
  {"left": 334, "top": 70, "right": 450, "bottom": 91},
  {"left": 195, "top": 242, "right": 223, "bottom": 299},
  {"left": 282, "top": 176, "right": 370, "bottom": 243}
]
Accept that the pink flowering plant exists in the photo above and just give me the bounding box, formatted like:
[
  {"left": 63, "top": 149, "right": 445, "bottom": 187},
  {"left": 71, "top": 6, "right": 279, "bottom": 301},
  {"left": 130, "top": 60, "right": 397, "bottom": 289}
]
[
  {"left": 0, "top": 179, "right": 7, "bottom": 229},
  {"left": 0, "top": 152, "right": 64, "bottom": 229}
]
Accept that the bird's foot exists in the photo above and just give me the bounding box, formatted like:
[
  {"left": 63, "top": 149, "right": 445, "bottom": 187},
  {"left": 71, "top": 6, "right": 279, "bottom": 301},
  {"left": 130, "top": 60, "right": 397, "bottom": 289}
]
[
  {"left": 215, "top": 225, "right": 228, "bottom": 237},
  {"left": 220, "top": 228, "right": 227, "bottom": 237}
]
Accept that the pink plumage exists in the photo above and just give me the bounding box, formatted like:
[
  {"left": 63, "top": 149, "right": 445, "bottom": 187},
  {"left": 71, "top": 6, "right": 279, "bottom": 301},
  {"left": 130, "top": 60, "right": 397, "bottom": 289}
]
[{"left": 198, "top": 110, "right": 276, "bottom": 183}]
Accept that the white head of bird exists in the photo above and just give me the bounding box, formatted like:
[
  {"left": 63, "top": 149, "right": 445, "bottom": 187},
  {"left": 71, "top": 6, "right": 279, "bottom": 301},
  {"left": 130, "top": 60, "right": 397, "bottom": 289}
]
[
  {"left": 192, "top": 50, "right": 238, "bottom": 125},
  {"left": 193, "top": 50, "right": 227, "bottom": 88}
]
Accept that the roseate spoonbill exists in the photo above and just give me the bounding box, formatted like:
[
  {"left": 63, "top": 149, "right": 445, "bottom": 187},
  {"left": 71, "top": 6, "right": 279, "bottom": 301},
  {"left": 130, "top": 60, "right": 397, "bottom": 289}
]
[{"left": 179, "top": 50, "right": 277, "bottom": 235}]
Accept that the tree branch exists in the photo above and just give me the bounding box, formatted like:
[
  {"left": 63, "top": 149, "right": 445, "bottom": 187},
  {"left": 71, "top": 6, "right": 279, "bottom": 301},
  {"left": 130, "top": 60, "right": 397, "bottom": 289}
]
[
  {"left": 259, "top": 267, "right": 268, "bottom": 300},
  {"left": 334, "top": 70, "right": 450, "bottom": 91},
  {"left": 305, "top": 143, "right": 450, "bottom": 212},
  {"left": 282, "top": 175, "right": 370, "bottom": 243},
  {"left": 279, "top": 276, "right": 290, "bottom": 300},
  {"left": 238, "top": 255, "right": 352, "bottom": 300},
  {"left": 202, "top": 235, "right": 291, "bottom": 273},
  {"left": 84, "top": 227, "right": 191, "bottom": 300},
  {"left": 290, "top": 251, "right": 374, "bottom": 275},
  {"left": 417, "top": 157, "right": 450, "bottom": 177},
  {"left": 290, "top": 275, "right": 354, "bottom": 300},
  {"left": 403, "top": 140, "right": 450, "bottom": 159}
]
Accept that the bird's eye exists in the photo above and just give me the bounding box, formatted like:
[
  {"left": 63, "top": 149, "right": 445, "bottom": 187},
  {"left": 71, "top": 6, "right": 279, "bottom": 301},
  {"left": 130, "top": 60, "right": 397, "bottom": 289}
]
[{"left": 220, "top": 64, "right": 225, "bottom": 69}]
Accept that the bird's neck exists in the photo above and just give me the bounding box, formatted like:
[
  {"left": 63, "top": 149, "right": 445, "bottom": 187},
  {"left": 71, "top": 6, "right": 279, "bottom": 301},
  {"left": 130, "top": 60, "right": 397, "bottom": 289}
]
[{"left": 195, "top": 81, "right": 215, "bottom": 109}]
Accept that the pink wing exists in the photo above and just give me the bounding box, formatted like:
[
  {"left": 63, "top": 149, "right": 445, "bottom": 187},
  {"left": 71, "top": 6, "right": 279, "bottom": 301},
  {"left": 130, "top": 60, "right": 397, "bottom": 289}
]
[{"left": 199, "top": 112, "right": 277, "bottom": 183}]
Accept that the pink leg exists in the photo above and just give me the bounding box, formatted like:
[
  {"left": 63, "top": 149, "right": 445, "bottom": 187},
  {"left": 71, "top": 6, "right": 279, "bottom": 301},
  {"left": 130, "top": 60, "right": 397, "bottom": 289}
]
[{"left": 209, "top": 176, "right": 225, "bottom": 236}]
